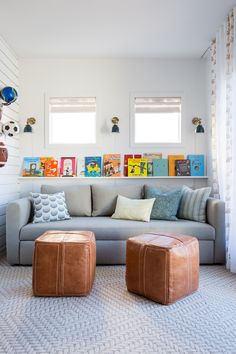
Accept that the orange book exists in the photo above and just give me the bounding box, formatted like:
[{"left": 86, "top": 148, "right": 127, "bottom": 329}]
[
  {"left": 44, "top": 160, "right": 58, "bottom": 177},
  {"left": 168, "top": 155, "right": 185, "bottom": 176},
  {"left": 103, "top": 154, "right": 121, "bottom": 177}
]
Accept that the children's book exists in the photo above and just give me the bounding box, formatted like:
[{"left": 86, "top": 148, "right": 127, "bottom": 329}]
[
  {"left": 77, "top": 158, "right": 85, "bottom": 177},
  {"left": 85, "top": 156, "right": 102, "bottom": 177},
  {"left": 128, "top": 158, "right": 148, "bottom": 177},
  {"left": 22, "top": 157, "right": 41, "bottom": 177},
  {"left": 103, "top": 154, "right": 121, "bottom": 177},
  {"left": 44, "top": 160, "right": 58, "bottom": 177},
  {"left": 153, "top": 159, "right": 168, "bottom": 176},
  {"left": 175, "top": 159, "right": 190, "bottom": 176},
  {"left": 168, "top": 155, "right": 185, "bottom": 176},
  {"left": 143, "top": 153, "right": 162, "bottom": 176},
  {"left": 60, "top": 157, "right": 76, "bottom": 177},
  {"left": 187, "top": 155, "right": 205, "bottom": 176},
  {"left": 124, "top": 154, "right": 142, "bottom": 176},
  {"left": 39, "top": 157, "right": 53, "bottom": 176}
]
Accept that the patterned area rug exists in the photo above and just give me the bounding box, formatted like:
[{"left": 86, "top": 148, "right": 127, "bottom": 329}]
[{"left": 0, "top": 255, "right": 236, "bottom": 354}]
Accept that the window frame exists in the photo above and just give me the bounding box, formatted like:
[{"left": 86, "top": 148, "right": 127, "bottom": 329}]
[
  {"left": 44, "top": 93, "right": 99, "bottom": 149},
  {"left": 130, "top": 92, "right": 185, "bottom": 148}
]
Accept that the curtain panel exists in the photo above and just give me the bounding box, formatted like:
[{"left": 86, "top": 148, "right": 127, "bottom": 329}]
[{"left": 211, "top": 8, "right": 236, "bottom": 272}]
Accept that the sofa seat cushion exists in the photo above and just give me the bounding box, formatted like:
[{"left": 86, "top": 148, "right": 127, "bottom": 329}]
[{"left": 20, "top": 217, "right": 215, "bottom": 242}]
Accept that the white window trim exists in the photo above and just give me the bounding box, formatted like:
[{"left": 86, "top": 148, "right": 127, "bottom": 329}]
[
  {"left": 44, "top": 93, "right": 101, "bottom": 149},
  {"left": 129, "top": 91, "right": 186, "bottom": 148}
]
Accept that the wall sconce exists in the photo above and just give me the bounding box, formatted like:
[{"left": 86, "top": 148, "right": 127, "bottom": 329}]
[
  {"left": 24, "top": 117, "right": 36, "bottom": 133},
  {"left": 192, "top": 117, "right": 205, "bottom": 133},
  {"left": 111, "top": 116, "right": 120, "bottom": 133}
]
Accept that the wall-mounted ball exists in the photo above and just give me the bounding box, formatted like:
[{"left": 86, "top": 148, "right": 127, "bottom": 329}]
[
  {"left": 0, "top": 142, "right": 8, "bottom": 167},
  {"left": 3, "top": 120, "right": 20, "bottom": 137}
]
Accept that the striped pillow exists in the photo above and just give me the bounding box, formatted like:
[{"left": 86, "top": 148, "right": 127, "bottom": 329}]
[{"left": 178, "top": 186, "right": 211, "bottom": 223}]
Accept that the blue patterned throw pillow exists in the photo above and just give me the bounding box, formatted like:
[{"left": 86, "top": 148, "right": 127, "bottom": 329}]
[
  {"left": 31, "top": 191, "right": 71, "bottom": 223},
  {"left": 145, "top": 186, "right": 182, "bottom": 221}
]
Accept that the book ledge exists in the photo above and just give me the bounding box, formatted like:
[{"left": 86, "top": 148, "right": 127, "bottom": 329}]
[{"left": 18, "top": 176, "right": 209, "bottom": 180}]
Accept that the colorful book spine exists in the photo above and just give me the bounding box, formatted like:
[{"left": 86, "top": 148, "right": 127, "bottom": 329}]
[
  {"left": 128, "top": 158, "right": 148, "bottom": 177},
  {"left": 124, "top": 154, "right": 142, "bottom": 176},
  {"left": 153, "top": 159, "right": 168, "bottom": 176},
  {"left": 60, "top": 157, "right": 76, "bottom": 177},
  {"left": 187, "top": 155, "right": 205, "bottom": 176},
  {"left": 103, "top": 154, "right": 121, "bottom": 177},
  {"left": 168, "top": 155, "right": 185, "bottom": 176},
  {"left": 44, "top": 160, "right": 58, "bottom": 177},
  {"left": 175, "top": 159, "right": 190, "bottom": 176},
  {"left": 85, "top": 156, "right": 102, "bottom": 177}
]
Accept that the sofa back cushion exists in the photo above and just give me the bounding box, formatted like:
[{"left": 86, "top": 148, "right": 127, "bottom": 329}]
[
  {"left": 41, "top": 184, "right": 91, "bottom": 216},
  {"left": 92, "top": 184, "right": 143, "bottom": 216},
  {"left": 178, "top": 186, "right": 211, "bottom": 223}
]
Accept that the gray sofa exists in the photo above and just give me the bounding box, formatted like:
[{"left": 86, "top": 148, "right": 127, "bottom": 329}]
[{"left": 6, "top": 183, "right": 225, "bottom": 265}]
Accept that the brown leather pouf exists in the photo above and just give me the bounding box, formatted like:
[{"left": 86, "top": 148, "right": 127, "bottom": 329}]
[
  {"left": 33, "top": 230, "right": 96, "bottom": 297},
  {"left": 126, "top": 233, "right": 199, "bottom": 305}
]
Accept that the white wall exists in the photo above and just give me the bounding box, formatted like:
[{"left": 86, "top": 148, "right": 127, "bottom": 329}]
[
  {"left": 0, "top": 37, "right": 20, "bottom": 251},
  {"left": 19, "top": 58, "right": 208, "bottom": 160}
]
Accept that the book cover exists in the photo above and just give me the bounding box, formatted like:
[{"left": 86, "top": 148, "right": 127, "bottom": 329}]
[
  {"left": 39, "top": 157, "right": 53, "bottom": 176},
  {"left": 44, "top": 160, "right": 58, "bottom": 177},
  {"left": 143, "top": 153, "right": 162, "bottom": 176},
  {"left": 153, "top": 158, "right": 168, "bottom": 176},
  {"left": 85, "top": 156, "right": 102, "bottom": 177},
  {"left": 77, "top": 158, "right": 85, "bottom": 177},
  {"left": 175, "top": 159, "right": 190, "bottom": 176},
  {"left": 22, "top": 157, "right": 41, "bottom": 177},
  {"left": 103, "top": 154, "right": 121, "bottom": 177},
  {"left": 187, "top": 154, "right": 205, "bottom": 176},
  {"left": 124, "top": 154, "right": 142, "bottom": 176},
  {"left": 60, "top": 157, "right": 76, "bottom": 177},
  {"left": 128, "top": 158, "right": 148, "bottom": 177},
  {"left": 168, "top": 155, "right": 185, "bottom": 176}
]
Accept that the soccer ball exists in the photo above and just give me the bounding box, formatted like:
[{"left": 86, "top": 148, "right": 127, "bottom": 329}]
[{"left": 2, "top": 120, "right": 20, "bottom": 137}]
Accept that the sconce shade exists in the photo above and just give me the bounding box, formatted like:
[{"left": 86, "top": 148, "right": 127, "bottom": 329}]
[
  {"left": 24, "top": 124, "right": 33, "bottom": 133},
  {"left": 196, "top": 124, "right": 205, "bottom": 133},
  {"left": 112, "top": 124, "right": 119, "bottom": 133}
]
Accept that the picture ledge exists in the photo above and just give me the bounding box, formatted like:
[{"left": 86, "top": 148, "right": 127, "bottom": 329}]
[{"left": 18, "top": 176, "right": 209, "bottom": 180}]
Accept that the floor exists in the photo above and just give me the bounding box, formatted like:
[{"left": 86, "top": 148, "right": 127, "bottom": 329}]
[{"left": 0, "top": 255, "right": 236, "bottom": 354}]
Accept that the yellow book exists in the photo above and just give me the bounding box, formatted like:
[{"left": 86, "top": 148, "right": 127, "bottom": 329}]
[
  {"left": 168, "top": 155, "right": 185, "bottom": 176},
  {"left": 128, "top": 158, "right": 148, "bottom": 177}
]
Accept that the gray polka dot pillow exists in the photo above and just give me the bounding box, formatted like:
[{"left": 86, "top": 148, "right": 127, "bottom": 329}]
[{"left": 30, "top": 191, "right": 71, "bottom": 223}]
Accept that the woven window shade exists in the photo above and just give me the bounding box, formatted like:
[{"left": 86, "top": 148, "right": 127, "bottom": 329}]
[
  {"left": 49, "top": 97, "right": 96, "bottom": 113},
  {"left": 135, "top": 97, "right": 181, "bottom": 114}
]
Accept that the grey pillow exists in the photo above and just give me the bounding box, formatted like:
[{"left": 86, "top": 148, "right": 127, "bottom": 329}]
[
  {"left": 92, "top": 184, "right": 143, "bottom": 216},
  {"left": 31, "top": 192, "right": 71, "bottom": 224},
  {"left": 178, "top": 186, "right": 211, "bottom": 223},
  {"left": 41, "top": 184, "right": 91, "bottom": 216}
]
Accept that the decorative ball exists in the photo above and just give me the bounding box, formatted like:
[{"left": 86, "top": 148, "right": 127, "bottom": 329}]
[
  {"left": 0, "top": 86, "right": 18, "bottom": 105},
  {"left": 0, "top": 142, "right": 8, "bottom": 167},
  {"left": 2, "top": 120, "right": 20, "bottom": 137}
]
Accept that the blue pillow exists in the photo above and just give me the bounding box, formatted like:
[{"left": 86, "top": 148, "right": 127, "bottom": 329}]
[{"left": 145, "top": 186, "right": 182, "bottom": 221}]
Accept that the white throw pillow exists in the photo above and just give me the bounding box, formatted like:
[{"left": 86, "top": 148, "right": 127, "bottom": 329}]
[{"left": 111, "top": 195, "right": 155, "bottom": 222}]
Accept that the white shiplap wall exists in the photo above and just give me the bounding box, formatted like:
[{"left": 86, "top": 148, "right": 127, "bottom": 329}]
[{"left": 0, "top": 37, "right": 20, "bottom": 251}]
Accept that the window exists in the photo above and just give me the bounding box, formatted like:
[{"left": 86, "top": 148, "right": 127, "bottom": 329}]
[
  {"left": 49, "top": 97, "right": 96, "bottom": 145},
  {"left": 133, "top": 97, "right": 181, "bottom": 144}
]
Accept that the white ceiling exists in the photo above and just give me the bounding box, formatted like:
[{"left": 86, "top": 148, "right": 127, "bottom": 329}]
[{"left": 0, "top": 0, "right": 235, "bottom": 59}]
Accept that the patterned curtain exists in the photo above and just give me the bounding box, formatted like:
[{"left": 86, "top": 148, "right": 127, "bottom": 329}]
[{"left": 211, "top": 8, "right": 236, "bottom": 271}]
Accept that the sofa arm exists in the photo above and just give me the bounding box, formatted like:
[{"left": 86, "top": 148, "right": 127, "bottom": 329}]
[
  {"left": 6, "top": 197, "right": 32, "bottom": 265},
  {"left": 207, "top": 197, "right": 225, "bottom": 264}
]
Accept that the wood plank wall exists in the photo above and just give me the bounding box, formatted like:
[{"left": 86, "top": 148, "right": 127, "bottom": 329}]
[{"left": 0, "top": 37, "right": 20, "bottom": 252}]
